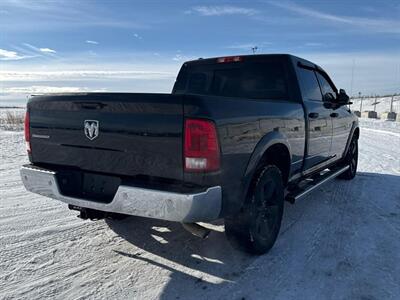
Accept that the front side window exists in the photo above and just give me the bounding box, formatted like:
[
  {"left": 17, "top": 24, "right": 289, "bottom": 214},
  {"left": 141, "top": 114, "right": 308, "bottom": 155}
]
[{"left": 316, "top": 72, "right": 336, "bottom": 98}]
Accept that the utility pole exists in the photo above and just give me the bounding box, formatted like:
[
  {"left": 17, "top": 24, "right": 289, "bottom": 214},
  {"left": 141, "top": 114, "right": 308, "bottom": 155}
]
[
  {"left": 350, "top": 59, "right": 355, "bottom": 97},
  {"left": 358, "top": 92, "right": 362, "bottom": 112},
  {"left": 372, "top": 95, "right": 379, "bottom": 113},
  {"left": 390, "top": 95, "right": 394, "bottom": 113},
  {"left": 390, "top": 96, "right": 400, "bottom": 115}
]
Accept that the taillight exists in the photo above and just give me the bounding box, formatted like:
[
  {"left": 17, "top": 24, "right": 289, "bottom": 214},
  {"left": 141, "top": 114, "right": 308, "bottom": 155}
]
[
  {"left": 217, "top": 56, "right": 242, "bottom": 63},
  {"left": 24, "top": 111, "right": 31, "bottom": 153},
  {"left": 184, "top": 119, "right": 220, "bottom": 172}
]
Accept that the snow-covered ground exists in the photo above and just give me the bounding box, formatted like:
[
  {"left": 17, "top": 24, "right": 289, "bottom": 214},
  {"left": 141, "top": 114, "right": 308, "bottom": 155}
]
[
  {"left": 0, "top": 108, "right": 25, "bottom": 131},
  {"left": 351, "top": 95, "right": 400, "bottom": 114},
  {"left": 0, "top": 117, "right": 399, "bottom": 300}
]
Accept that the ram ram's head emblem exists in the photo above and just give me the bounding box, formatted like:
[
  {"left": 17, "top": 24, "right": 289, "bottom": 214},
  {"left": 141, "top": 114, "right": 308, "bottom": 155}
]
[{"left": 84, "top": 120, "right": 99, "bottom": 140}]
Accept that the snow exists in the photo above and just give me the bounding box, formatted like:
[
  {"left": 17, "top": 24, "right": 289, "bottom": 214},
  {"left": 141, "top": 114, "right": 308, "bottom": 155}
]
[
  {"left": 0, "top": 108, "right": 25, "bottom": 132},
  {"left": 0, "top": 116, "right": 399, "bottom": 300},
  {"left": 351, "top": 95, "right": 400, "bottom": 114},
  {"left": 359, "top": 118, "right": 400, "bottom": 136}
]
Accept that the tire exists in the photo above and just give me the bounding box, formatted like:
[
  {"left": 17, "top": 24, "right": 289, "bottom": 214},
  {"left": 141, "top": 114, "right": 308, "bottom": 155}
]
[
  {"left": 338, "top": 137, "right": 358, "bottom": 180},
  {"left": 225, "top": 165, "right": 284, "bottom": 255}
]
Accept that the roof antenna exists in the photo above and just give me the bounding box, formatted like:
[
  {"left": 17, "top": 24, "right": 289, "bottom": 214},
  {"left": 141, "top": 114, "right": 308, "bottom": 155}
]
[{"left": 251, "top": 46, "right": 258, "bottom": 54}]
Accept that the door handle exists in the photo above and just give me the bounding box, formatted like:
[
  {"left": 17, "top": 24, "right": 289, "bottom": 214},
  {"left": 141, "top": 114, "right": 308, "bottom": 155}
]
[
  {"left": 308, "top": 112, "right": 319, "bottom": 119},
  {"left": 75, "top": 102, "right": 107, "bottom": 110},
  {"left": 330, "top": 112, "right": 339, "bottom": 118}
]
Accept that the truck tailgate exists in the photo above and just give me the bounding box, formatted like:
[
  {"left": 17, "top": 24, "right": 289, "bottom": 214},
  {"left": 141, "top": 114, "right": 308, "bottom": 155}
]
[{"left": 28, "top": 93, "right": 184, "bottom": 181}]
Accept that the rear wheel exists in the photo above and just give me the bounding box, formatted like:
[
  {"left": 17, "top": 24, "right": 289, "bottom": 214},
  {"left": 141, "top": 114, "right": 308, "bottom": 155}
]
[
  {"left": 225, "top": 165, "right": 284, "bottom": 254},
  {"left": 338, "top": 137, "right": 358, "bottom": 180}
]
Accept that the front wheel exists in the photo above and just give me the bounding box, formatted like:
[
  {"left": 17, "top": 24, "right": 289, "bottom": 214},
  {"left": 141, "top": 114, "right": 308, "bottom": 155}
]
[
  {"left": 225, "top": 165, "right": 284, "bottom": 255},
  {"left": 338, "top": 137, "right": 358, "bottom": 180}
]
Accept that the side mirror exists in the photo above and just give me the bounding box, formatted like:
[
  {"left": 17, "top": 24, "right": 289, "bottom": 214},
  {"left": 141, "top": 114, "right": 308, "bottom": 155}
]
[
  {"left": 323, "top": 92, "right": 336, "bottom": 103},
  {"left": 337, "top": 89, "right": 350, "bottom": 105}
]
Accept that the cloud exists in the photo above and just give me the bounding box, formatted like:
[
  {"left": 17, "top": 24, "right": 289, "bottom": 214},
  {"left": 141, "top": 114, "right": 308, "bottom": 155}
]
[
  {"left": 172, "top": 54, "right": 194, "bottom": 62},
  {"left": 1, "top": 0, "right": 149, "bottom": 32},
  {"left": 23, "top": 43, "right": 57, "bottom": 56},
  {"left": 304, "top": 42, "right": 323, "bottom": 47},
  {"left": 1, "top": 0, "right": 57, "bottom": 12},
  {"left": 0, "top": 48, "right": 34, "bottom": 60},
  {"left": 86, "top": 40, "right": 99, "bottom": 45},
  {"left": 133, "top": 33, "right": 142, "bottom": 39},
  {"left": 226, "top": 42, "right": 272, "bottom": 51},
  {"left": 187, "top": 5, "right": 258, "bottom": 16},
  {"left": 226, "top": 44, "right": 257, "bottom": 50},
  {"left": 0, "top": 70, "right": 176, "bottom": 82},
  {"left": 23, "top": 43, "right": 40, "bottom": 52},
  {"left": 2, "top": 86, "right": 108, "bottom": 94},
  {"left": 39, "top": 48, "right": 56, "bottom": 53},
  {"left": 268, "top": 1, "right": 400, "bottom": 34},
  {"left": 172, "top": 54, "right": 184, "bottom": 61}
]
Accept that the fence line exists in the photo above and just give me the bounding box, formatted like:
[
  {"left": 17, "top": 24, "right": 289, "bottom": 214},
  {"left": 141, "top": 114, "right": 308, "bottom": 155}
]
[{"left": 350, "top": 95, "right": 400, "bottom": 114}]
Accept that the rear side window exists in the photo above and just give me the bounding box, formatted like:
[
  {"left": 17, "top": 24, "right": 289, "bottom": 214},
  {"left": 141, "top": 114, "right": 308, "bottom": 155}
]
[
  {"left": 297, "top": 67, "right": 322, "bottom": 101},
  {"left": 174, "top": 61, "right": 288, "bottom": 100}
]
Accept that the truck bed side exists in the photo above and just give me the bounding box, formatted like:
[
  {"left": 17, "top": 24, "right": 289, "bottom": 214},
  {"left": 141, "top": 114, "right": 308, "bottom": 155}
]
[{"left": 182, "top": 95, "right": 305, "bottom": 216}]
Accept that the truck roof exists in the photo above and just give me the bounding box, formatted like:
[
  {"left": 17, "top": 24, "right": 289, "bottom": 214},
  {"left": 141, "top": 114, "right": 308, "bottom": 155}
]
[
  {"left": 184, "top": 53, "right": 325, "bottom": 73},
  {"left": 184, "top": 53, "right": 290, "bottom": 65}
]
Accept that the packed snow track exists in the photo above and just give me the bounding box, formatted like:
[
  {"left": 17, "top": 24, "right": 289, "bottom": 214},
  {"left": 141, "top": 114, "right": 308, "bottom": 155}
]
[{"left": 1, "top": 117, "right": 399, "bottom": 300}]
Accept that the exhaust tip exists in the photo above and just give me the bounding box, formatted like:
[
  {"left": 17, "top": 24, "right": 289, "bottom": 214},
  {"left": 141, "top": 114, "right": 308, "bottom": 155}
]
[{"left": 182, "top": 222, "right": 211, "bottom": 239}]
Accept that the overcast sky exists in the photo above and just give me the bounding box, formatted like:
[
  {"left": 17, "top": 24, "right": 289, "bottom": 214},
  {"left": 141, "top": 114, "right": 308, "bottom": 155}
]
[{"left": 1, "top": 0, "right": 399, "bottom": 105}]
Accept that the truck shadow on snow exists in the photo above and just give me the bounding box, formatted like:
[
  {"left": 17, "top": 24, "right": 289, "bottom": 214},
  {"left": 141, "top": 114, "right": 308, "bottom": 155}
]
[
  {"left": 106, "top": 171, "right": 400, "bottom": 299},
  {"left": 106, "top": 217, "right": 254, "bottom": 295}
]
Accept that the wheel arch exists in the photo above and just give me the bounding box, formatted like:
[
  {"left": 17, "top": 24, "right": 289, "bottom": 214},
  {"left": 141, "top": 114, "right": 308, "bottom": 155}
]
[
  {"left": 343, "top": 121, "right": 360, "bottom": 158},
  {"left": 241, "top": 132, "right": 292, "bottom": 207},
  {"left": 353, "top": 127, "right": 360, "bottom": 140}
]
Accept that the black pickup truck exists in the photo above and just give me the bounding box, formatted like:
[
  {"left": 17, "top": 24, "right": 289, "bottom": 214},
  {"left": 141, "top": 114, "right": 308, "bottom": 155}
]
[{"left": 21, "top": 54, "right": 359, "bottom": 254}]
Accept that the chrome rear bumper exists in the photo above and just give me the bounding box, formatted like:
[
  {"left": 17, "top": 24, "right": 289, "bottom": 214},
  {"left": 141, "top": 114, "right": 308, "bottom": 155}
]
[{"left": 20, "top": 165, "right": 222, "bottom": 222}]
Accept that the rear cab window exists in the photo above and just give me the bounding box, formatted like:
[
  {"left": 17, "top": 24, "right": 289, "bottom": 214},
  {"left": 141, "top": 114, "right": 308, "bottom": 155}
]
[{"left": 173, "top": 57, "right": 289, "bottom": 100}]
